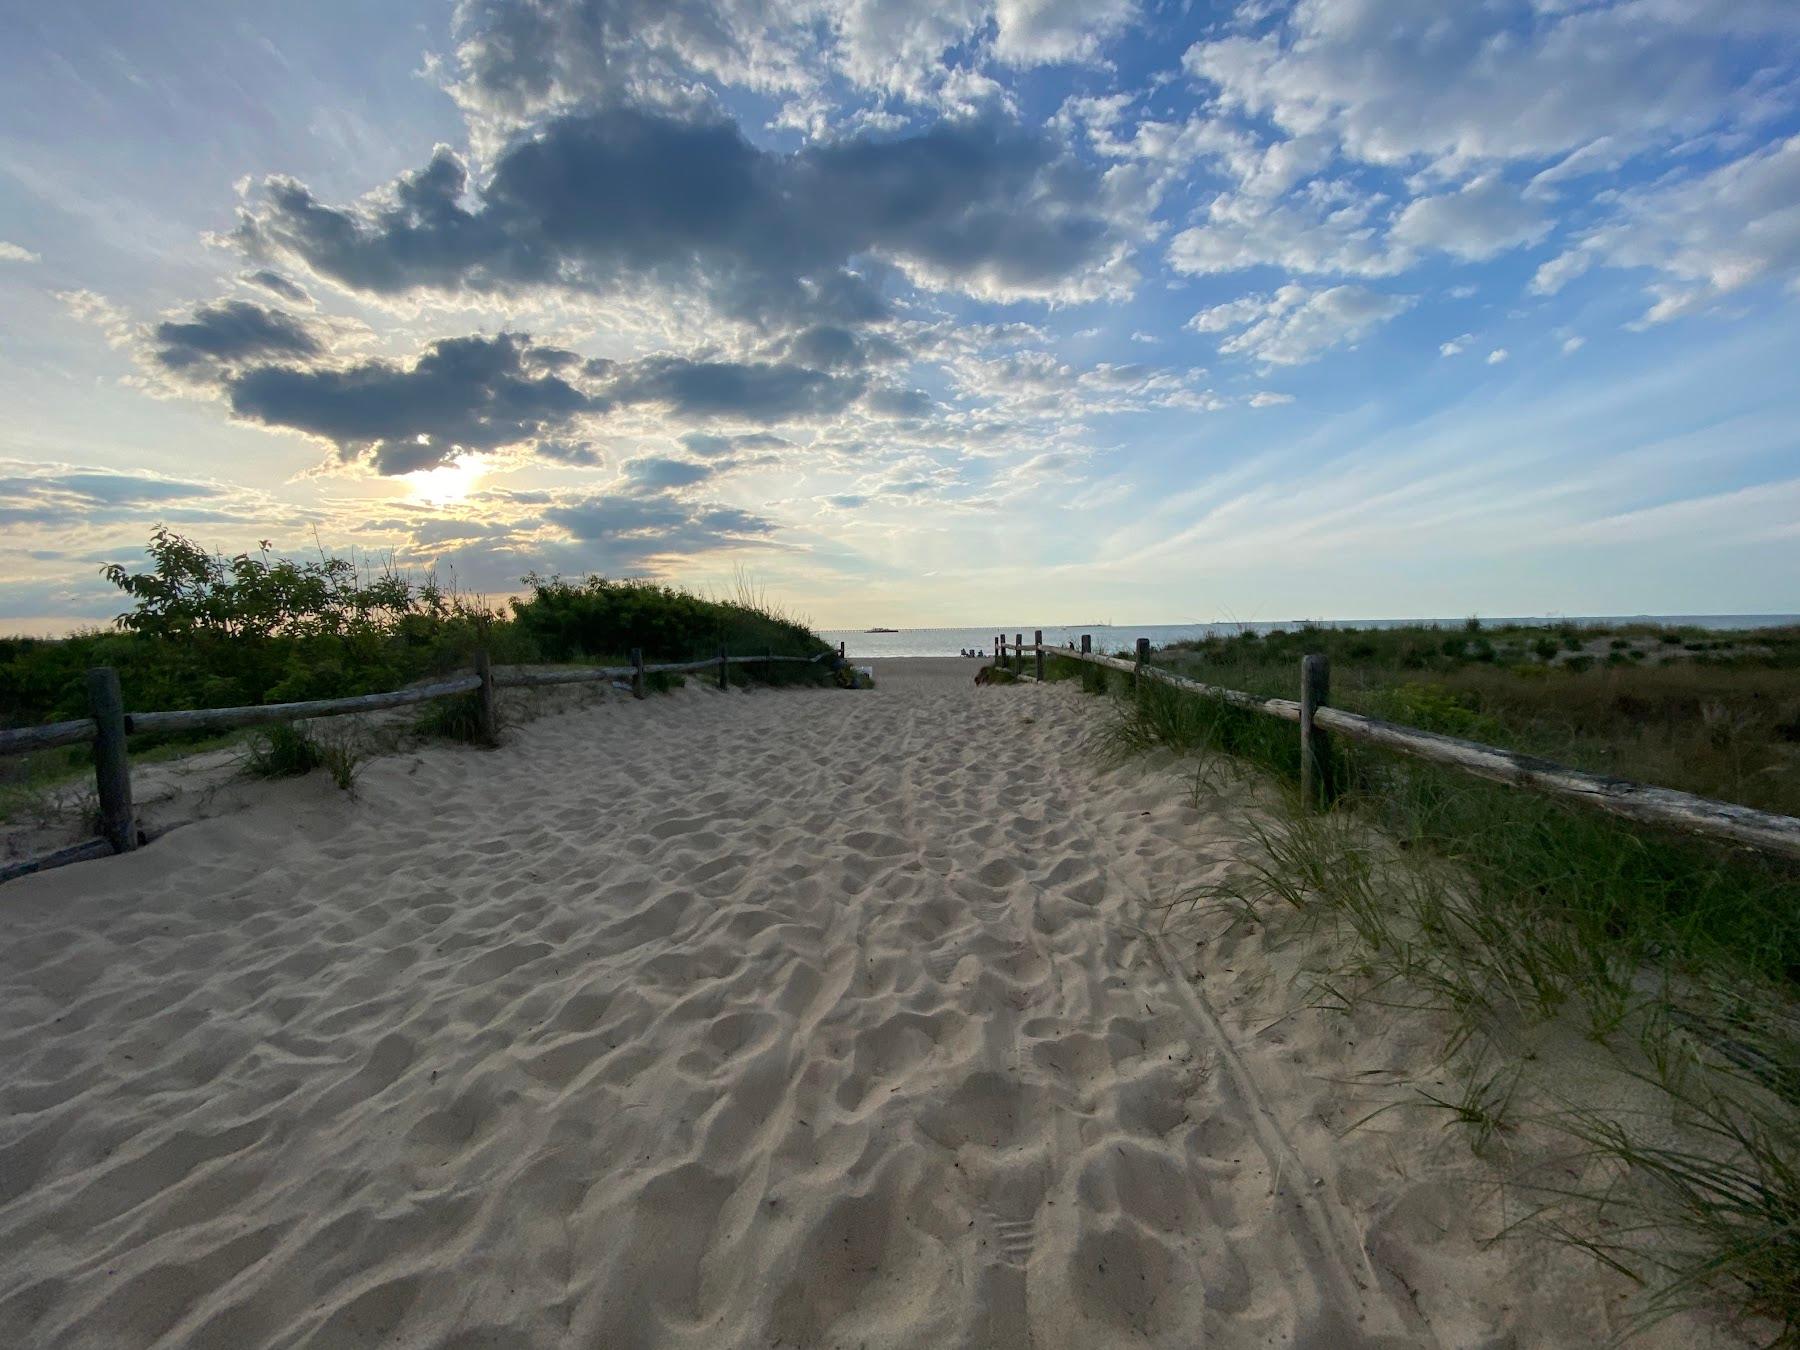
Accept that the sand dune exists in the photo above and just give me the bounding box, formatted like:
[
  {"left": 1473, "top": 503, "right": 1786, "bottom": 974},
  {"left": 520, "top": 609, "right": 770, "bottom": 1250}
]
[{"left": 0, "top": 660, "right": 1750, "bottom": 1347}]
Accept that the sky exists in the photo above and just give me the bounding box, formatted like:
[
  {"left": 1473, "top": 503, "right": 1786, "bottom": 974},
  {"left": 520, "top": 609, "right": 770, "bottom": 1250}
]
[{"left": 1, "top": 0, "right": 1797, "bottom": 633}]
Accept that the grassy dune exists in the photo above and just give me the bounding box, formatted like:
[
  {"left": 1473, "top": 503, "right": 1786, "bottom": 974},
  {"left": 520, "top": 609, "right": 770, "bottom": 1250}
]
[{"left": 1040, "top": 628, "right": 1800, "bottom": 1341}]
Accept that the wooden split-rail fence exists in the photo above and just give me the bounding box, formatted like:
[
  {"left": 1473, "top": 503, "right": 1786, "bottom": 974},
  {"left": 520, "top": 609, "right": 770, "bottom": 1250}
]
[
  {"left": 992, "top": 630, "right": 1800, "bottom": 864},
  {"left": 0, "top": 643, "right": 846, "bottom": 885}
]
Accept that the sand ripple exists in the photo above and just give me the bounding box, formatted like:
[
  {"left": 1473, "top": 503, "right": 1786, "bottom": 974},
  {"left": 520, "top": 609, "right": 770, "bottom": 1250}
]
[{"left": 0, "top": 661, "right": 1747, "bottom": 1347}]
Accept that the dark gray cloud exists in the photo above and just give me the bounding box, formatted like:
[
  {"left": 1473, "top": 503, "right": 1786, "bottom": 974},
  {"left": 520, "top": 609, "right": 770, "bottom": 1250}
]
[
  {"left": 150, "top": 300, "right": 321, "bottom": 372},
  {"left": 537, "top": 488, "right": 777, "bottom": 571},
  {"left": 775, "top": 324, "right": 906, "bottom": 371},
  {"left": 234, "top": 105, "right": 1125, "bottom": 326},
  {"left": 619, "top": 455, "right": 714, "bottom": 490},
  {"left": 678, "top": 430, "right": 790, "bottom": 457},
  {"left": 596, "top": 354, "right": 862, "bottom": 421},
  {"left": 240, "top": 269, "right": 312, "bottom": 304},
  {"left": 861, "top": 385, "right": 935, "bottom": 418},
  {"left": 0, "top": 466, "right": 237, "bottom": 527},
  {"left": 222, "top": 332, "right": 597, "bottom": 475},
  {"left": 154, "top": 313, "right": 880, "bottom": 472}
]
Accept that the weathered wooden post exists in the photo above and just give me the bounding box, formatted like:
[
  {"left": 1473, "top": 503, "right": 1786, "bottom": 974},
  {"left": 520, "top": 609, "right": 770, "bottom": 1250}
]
[
  {"left": 717, "top": 644, "right": 729, "bottom": 691},
  {"left": 1013, "top": 633, "right": 1023, "bottom": 676},
  {"left": 1134, "top": 637, "right": 1150, "bottom": 693},
  {"left": 1081, "top": 633, "right": 1091, "bottom": 655},
  {"left": 631, "top": 648, "right": 645, "bottom": 700},
  {"left": 86, "top": 667, "right": 135, "bottom": 854},
  {"left": 473, "top": 649, "right": 498, "bottom": 745},
  {"left": 838, "top": 640, "right": 846, "bottom": 661},
  {"left": 1301, "top": 653, "right": 1333, "bottom": 810},
  {"left": 1034, "top": 630, "right": 1044, "bottom": 681}
]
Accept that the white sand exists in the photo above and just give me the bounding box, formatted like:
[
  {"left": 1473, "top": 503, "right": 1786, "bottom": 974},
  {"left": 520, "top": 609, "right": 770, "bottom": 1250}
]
[{"left": 0, "top": 660, "right": 1752, "bottom": 1347}]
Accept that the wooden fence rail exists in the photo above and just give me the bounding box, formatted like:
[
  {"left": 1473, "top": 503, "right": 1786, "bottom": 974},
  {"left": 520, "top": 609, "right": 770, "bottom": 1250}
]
[
  {"left": 1005, "top": 637, "right": 1800, "bottom": 864},
  {"left": 1, "top": 644, "right": 844, "bottom": 886}
]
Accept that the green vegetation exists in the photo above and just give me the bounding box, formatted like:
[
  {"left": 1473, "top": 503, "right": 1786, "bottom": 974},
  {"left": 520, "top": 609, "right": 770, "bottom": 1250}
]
[
  {"left": 2, "top": 529, "right": 830, "bottom": 727},
  {"left": 243, "top": 723, "right": 325, "bottom": 779},
  {"left": 1156, "top": 621, "right": 1800, "bottom": 816},
  {"left": 1, "top": 528, "right": 831, "bottom": 728},
  {"left": 1064, "top": 626, "right": 1800, "bottom": 1338},
  {"left": 2, "top": 529, "right": 834, "bottom": 820}
]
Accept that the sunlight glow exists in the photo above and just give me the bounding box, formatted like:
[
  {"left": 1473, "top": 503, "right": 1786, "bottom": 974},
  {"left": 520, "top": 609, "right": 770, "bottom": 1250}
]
[{"left": 407, "top": 455, "right": 483, "bottom": 504}]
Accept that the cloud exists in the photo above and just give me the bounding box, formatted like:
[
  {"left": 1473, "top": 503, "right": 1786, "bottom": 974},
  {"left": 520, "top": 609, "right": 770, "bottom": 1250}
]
[
  {"left": 1486, "top": 348, "right": 1509, "bottom": 365},
  {"left": 447, "top": 0, "right": 1139, "bottom": 124},
  {"left": 1561, "top": 335, "right": 1586, "bottom": 354},
  {"left": 595, "top": 354, "right": 864, "bottom": 421},
  {"left": 223, "top": 332, "right": 597, "bottom": 474},
  {"left": 678, "top": 430, "right": 791, "bottom": 457},
  {"left": 239, "top": 269, "right": 312, "bottom": 304},
  {"left": 1248, "top": 391, "right": 1293, "bottom": 407},
  {"left": 0, "top": 463, "right": 247, "bottom": 528},
  {"left": 1168, "top": 183, "right": 1397, "bottom": 278},
  {"left": 1172, "top": 172, "right": 1547, "bottom": 282},
  {"left": 1182, "top": 2, "right": 1799, "bottom": 172},
  {"left": 0, "top": 241, "right": 40, "bottom": 264},
  {"left": 618, "top": 455, "right": 715, "bottom": 490},
  {"left": 135, "top": 291, "right": 908, "bottom": 472},
  {"left": 148, "top": 300, "right": 322, "bottom": 373},
  {"left": 1440, "top": 334, "right": 1472, "bottom": 357},
  {"left": 1190, "top": 283, "right": 1413, "bottom": 366},
  {"left": 1389, "top": 174, "right": 1551, "bottom": 261},
  {"left": 991, "top": 0, "right": 1136, "bottom": 66},
  {"left": 1536, "top": 134, "right": 1800, "bottom": 323},
  {"left": 539, "top": 487, "right": 777, "bottom": 562},
  {"left": 233, "top": 105, "right": 1134, "bottom": 325}
]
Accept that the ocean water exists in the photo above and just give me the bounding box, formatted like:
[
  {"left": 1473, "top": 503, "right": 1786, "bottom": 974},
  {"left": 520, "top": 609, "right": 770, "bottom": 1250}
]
[{"left": 821, "top": 616, "right": 1800, "bottom": 660}]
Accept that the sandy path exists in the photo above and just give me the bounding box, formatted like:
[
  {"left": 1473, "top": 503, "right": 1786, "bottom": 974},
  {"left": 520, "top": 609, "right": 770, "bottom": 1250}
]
[{"left": 0, "top": 661, "right": 1746, "bottom": 1348}]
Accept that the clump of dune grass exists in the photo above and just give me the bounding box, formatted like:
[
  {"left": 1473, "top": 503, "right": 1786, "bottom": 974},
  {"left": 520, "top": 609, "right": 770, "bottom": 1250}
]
[
  {"left": 244, "top": 723, "right": 324, "bottom": 778},
  {"left": 318, "top": 735, "right": 364, "bottom": 796},
  {"left": 415, "top": 691, "right": 491, "bottom": 745}
]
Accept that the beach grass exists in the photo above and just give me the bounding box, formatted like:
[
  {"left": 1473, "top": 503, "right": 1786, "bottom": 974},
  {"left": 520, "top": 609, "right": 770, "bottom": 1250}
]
[{"left": 1075, "top": 634, "right": 1800, "bottom": 1339}]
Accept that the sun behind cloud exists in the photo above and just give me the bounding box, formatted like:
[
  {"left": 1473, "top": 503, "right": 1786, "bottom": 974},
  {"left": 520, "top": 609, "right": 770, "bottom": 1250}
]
[{"left": 406, "top": 454, "right": 484, "bottom": 505}]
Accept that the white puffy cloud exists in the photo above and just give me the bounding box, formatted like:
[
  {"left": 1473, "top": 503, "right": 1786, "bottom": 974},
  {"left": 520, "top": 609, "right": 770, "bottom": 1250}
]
[
  {"left": 1486, "top": 348, "right": 1509, "bottom": 365},
  {"left": 1537, "top": 134, "right": 1800, "bottom": 323},
  {"left": 1189, "top": 283, "right": 1413, "bottom": 366},
  {"left": 992, "top": 0, "right": 1136, "bottom": 66},
  {"left": 449, "top": 0, "right": 1141, "bottom": 123},
  {"left": 1389, "top": 174, "right": 1551, "bottom": 261},
  {"left": 0, "top": 241, "right": 40, "bottom": 263},
  {"left": 1169, "top": 183, "right": 1398, "bottom": 278},
  {"left": 1183, "top": 0, "right": 1799, "bottom": 172}
]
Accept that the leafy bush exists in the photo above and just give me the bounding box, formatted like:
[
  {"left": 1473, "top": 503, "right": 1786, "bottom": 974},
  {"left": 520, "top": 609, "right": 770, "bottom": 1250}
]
[{"left": 0, "top": 530, "right": 832, "bottom": 735}]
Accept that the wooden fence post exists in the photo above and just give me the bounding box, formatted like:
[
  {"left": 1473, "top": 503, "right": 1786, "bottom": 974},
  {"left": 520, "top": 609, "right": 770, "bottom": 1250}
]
[
  {"left": 474, "top": 649, "right": 498, "bottom": 745},
  {"left": 1134, "top": 637, "right": 1150, "bottom": 693},
  {"left": 1081, "top": 633, "right": 1091, "bottom": 655},
  {"left": 1034, "top": 630, "right": 1044, "bottom": 681},
  {"left": 1013, "top": 633, "right": 1023, "bottom": 675},
  {"left": 86, "top": 667, "right": 135, "bottom": 854},
  {"left": 717, "top": 645, "right": 729, "bottom": 691},
  {"left": 838, "top": 640, "right": 846, "bottom": 661},
  {"left": 1301, "top": 653, "right": 1332, "bottom": 810},
  {"left": 631, "top": 648, "right": 645, "bottom": 699}
]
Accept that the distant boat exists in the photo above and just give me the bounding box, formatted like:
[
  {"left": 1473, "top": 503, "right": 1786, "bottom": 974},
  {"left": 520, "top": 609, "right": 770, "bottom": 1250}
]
[{"left": 864, "top": 626, "right": 900, "bottom": 633}]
